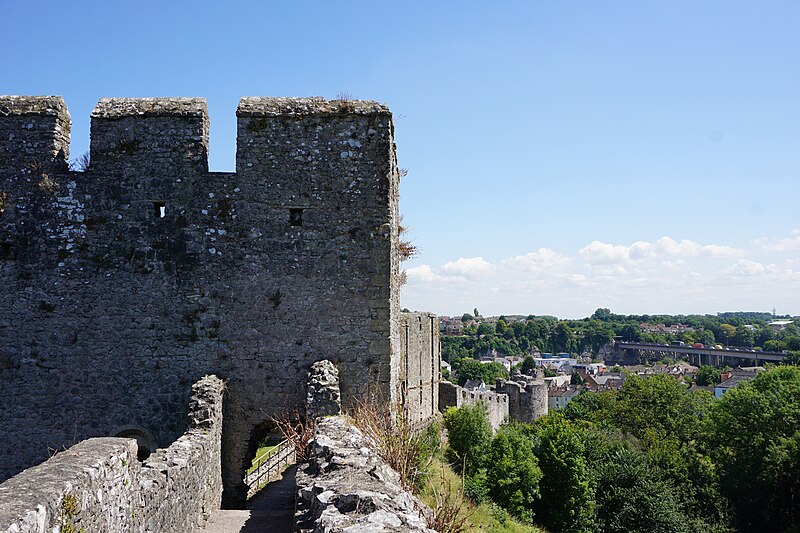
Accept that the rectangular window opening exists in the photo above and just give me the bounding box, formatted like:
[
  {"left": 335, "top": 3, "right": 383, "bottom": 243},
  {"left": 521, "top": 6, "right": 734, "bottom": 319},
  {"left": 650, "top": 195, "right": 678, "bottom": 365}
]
[
  {"left": 289, "top": 208, "right": 303, "bottom": 226},
  {"left": 153, "top": 202, "right": 166, "bottom": 219}
]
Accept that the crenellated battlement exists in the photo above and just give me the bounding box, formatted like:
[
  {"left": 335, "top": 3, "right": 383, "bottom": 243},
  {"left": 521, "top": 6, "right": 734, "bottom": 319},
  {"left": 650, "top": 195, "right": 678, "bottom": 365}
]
[
  {"left": 0, "top": 95, "right": 393, "bottom": 179},
  {"left": 0, "top": 93, "right": 424, "bottom": 507},
  {"left": 0, "top": 96, "right": 71, "bottom": 173},
  {"left": 90, "top": 97, "right": 210, "bottom": 176}
]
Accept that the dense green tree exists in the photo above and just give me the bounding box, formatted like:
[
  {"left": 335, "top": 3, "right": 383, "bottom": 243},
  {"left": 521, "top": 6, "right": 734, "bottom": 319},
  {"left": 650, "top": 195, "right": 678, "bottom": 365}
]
[
  {"left": 553, "top": 322, "right": 575, "bottom": 354},
  {"left": 719, "top": 323, "right": 736, "bottom": 345},
  {"left": 695, "top": 365, "right": 722, "bottom": 386},
  {"left": 486, "top": 425, "right": 542, "bottom": 522},
  {"left": 761, "top": 431, "right": 800, "bottom": 529},
  {"left": 732, "top": 325, "right": 755, "bottom": 348},
  {"left": 591, "top": 307, "right": 613, "bottom": 321},
  {"left": 562, "top": 390, "right": 604, "bottom": 422},
  {"left": 709, "top": 366, "right": 800, "bottom": 531},
  {"left": 764, "top": 339, "right": 785, "bottom": 352},
  {"left": 476, "top": 323, "right": 493, "bottom": 336},
  {"left": 461, "top": 312, "right": 474, "bottom": 322},
  {"left": 618, "top": 323, "right": 641, "bottom": 341},
  {"left": 455, "top": 359, "right": 508, "bottom": 386},
  {"left": 698, "top": 329, "right": 716, "bottom": 346},
  {"left": 530, "top": 416, "right": 596, "bottom": 533},
  {"left": 595, "top": 448, "right": 691, "bottom": 533},
  {"left": 605, "top": 374, "right": 704, "bottom": 445},
  {"left": 520, "top": 356, "right": 537, "bottom": 375},
  {"left": 443, "top": 403, "right": 492, "bottom": 475}
]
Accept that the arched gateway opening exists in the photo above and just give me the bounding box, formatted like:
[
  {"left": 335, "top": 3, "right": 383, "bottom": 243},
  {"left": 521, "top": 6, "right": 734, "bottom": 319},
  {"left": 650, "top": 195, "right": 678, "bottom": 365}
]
[
  {"left": 242, "top": 421, "right": 295, "bottom": 499},
  {"left": 221, "top": 417, "right": 300, "bottom": 509},
  {"left": 114, "top": 428, "right": 156, "bottom": 461}
]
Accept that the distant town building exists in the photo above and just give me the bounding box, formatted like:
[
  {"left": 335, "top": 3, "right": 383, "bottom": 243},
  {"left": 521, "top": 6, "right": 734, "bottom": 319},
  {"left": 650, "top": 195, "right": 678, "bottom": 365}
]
[
  {"left": 463, "top": 380, "right": 487, "bottom": 392},
  {"left": 544, "top": 375, "right": 572, "bottom": 388},
  {"left": 714, "top": 368, "right": 763, "bottom": 398},
  {"left": 639, "top": 323, "right": 695, "bottom": 334},
  {"left": 768, "top": 319, "right": 794, "bottom": 332},
  {"left": 548, "top": 385, "right": 581, "bottom": 410}
]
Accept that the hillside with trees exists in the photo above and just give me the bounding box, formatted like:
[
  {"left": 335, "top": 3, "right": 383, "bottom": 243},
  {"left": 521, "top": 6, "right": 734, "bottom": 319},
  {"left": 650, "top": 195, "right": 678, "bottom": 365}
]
[
  {"left": 441, "top": 309, "right": 800, "bottom": 363},
  {"left": 442, "top": 366, "right": 800, "bottom": 532}
]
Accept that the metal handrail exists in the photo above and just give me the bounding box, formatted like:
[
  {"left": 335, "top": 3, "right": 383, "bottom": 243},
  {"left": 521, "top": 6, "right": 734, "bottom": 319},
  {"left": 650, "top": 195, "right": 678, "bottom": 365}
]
[{"left": 245, "top": 439, "right": 296, "bottom": 497}]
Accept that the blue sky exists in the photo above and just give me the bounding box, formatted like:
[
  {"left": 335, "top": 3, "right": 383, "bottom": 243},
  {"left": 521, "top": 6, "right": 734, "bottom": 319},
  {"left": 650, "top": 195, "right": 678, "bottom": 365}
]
[{"left": 4, "top": 1, "right": 799, "bottom": 317}]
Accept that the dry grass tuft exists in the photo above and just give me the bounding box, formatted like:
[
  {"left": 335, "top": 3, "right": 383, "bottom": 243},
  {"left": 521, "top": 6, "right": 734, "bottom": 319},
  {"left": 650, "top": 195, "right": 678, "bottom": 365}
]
[
  {"left": 418, "top": 465, "right": 471, "bottom": 533},
  {"left": 69, "top": 152, "right": 90, "bottom": 172},
  {"left": 334, "top": 91, "right": 356, "bottom": 112},
  {"left": 38, "top": 174, "right": 58, "bottom": 194},
  {"left": 347, "top": 400, "right": 438, "bottom": 491},
  {"left": 270, "top": 413, "right": 317, "bottom": 462}
]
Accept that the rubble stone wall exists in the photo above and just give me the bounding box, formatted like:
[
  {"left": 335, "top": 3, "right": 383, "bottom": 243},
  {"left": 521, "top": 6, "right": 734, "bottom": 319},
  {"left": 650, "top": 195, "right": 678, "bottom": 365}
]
[
  {"left": 400, "top": 312, "right": 440, "bottom": 425},
  {"left": 438, "top": 380, "right": 509, "bottom": 431},
  {"left": 297, "top": 359, "right": 435, "bottom": 532},
  {"left": 498, "top": 378, "right": 549, "bottom": 423},
  {"left": 0, "top": 95, "right": 406, "bottom": 505},
  {"left": 0, "top": 375, "right": 224, "bottom": 533}
]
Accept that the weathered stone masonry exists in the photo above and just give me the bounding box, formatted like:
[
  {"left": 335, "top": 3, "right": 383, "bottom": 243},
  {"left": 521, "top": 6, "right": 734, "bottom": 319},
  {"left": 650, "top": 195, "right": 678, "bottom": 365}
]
[
  {"left": 296, "top": 360, "right": 435, "bottom": 532},
  {"left": 0, "top": 375, "right": 225, "bottom": 533},
  {"left": 0, "top": 95, "right": 428, "bottom": 506},
  {"left": 400, "top": 312, "right": 440, "bottom": 426}
]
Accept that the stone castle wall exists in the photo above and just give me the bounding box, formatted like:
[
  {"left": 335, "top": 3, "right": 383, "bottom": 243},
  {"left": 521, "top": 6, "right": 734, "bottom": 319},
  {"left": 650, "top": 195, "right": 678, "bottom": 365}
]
[
  {"left": 498, "top": 377, "right": 548, "bottom": 423},
  {"left": 0, "top": 95, "right": 411, "bottom": 505},
  {"left": 438, "top": 381, "right": 509, "bottom": 431},
  {"left": 400, "top": 312, "right": 440, "bottom": 425},
  {"left": 0, "top": 375, "right": 224, "bottom": 533}
]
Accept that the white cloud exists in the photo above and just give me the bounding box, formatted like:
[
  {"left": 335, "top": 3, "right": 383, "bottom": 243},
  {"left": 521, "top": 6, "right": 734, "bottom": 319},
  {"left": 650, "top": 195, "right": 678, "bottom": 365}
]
[
  {"left": 502, "top": 248, "right": 572, "bottom": 273},
  {"left": 579, "top": 236, "right": 746, "bottom": 265},
  {"left": 723, "top": 259, "right": 767, "bottom": 277},
  {"left": 578, "top": 241, "right": 631, "bottom": 264},
  {"left": 405, "top": 264, "right": 445, "bottom": 283},
  {"left": 441, "top": 257, "right": 493, "bottom": 278},
  {"left": 401, "top": 230, "right": 800, "bottom": 317},
  {"left": 755, "top": 229, "right": 800, "bottom": 252}
]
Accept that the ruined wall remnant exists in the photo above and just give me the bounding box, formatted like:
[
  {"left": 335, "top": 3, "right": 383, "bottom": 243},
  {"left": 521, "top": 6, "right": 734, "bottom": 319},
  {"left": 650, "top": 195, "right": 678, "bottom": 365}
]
[
  {"left": 0, "top": 94, "right": 416, "bottom": 506},
  {"left": 438, "top": 374, "right": 548, "bottom": 430},
  {"left": 438, "top": 380, "right": 509, "bottom": 431},
  {"left": 295, "top": 417, "right": 436, "bottom": 533},
  {"left": 0, "top": 375, "right": 225, "bottom": 533},
  {"left": 307, "top": 359, "right": 342, "bottom": 419},
  {"left": 400, "top": 312, "right": 441, "bottom": 425},
  {"left": 297, "top": 359, "right": 435, "bottom": 532}
]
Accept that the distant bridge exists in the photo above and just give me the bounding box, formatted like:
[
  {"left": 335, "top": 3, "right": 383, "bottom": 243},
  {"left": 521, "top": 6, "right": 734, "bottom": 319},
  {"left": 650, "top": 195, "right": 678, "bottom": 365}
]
[{"left": 614, "top": 341, "right": 786, "bottom": 367}]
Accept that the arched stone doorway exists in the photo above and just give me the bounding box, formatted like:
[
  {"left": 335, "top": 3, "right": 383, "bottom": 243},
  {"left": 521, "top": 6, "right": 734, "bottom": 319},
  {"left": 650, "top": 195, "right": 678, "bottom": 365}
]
[{"left": 113, "top": 428, "right": 156, "bottom": 461}]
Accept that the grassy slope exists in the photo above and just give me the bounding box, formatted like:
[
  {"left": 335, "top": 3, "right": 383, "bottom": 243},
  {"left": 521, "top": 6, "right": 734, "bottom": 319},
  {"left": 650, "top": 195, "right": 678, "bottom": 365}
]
[
  {"left": 246, "top": 444, "right": 279, "bottom": 475},
  {"left": 419, "top": 458, "right": 546, "bottom": 533}
]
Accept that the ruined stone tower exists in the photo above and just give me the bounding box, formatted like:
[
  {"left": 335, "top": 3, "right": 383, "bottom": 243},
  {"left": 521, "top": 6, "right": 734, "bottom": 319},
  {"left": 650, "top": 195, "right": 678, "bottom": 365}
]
[{"left": 0, "top": 95, "right": 431, "bottom": 505}]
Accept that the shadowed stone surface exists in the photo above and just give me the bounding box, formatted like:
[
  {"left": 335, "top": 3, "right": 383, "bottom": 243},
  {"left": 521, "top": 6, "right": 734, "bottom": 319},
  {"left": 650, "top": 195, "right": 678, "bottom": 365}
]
[
  {"left": 0, "top": 94, "right": 410, "bottom": 507},
  {"left": 0, "top": 375, "right": 224, "bottom": 533},
  {"left": 203, "top": 465, "right": 297, "bottom": 533}
]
